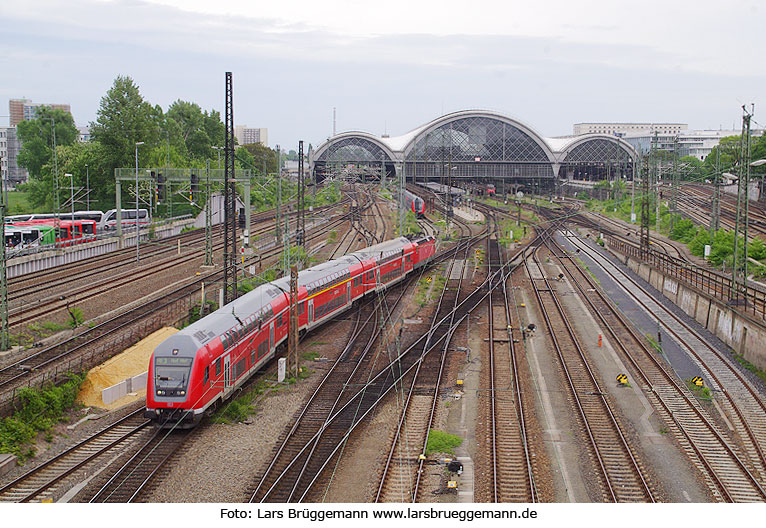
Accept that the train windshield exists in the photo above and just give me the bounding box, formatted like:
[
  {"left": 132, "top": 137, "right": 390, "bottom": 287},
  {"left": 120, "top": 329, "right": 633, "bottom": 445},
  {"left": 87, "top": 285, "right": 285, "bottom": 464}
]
[{"left": 154, "top": 356, "right": 193, "bottom": 390}]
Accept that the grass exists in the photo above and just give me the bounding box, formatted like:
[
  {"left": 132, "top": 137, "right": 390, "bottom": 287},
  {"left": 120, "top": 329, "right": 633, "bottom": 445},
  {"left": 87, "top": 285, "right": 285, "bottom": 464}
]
[
  {"left": 425, "top": 429, "right": 463, "bottom": 456},
  {"left": 686, "top": 379, "right": 713, "bottom": 401},
  {"left": 414, "top": 270, "right": 447, "bottom": 307},
  {"left": 731, "top": 352, "right": 766, "bottom": 387},
  {"left": 211, "top": 380, "right": 269, "bottom": 424}
]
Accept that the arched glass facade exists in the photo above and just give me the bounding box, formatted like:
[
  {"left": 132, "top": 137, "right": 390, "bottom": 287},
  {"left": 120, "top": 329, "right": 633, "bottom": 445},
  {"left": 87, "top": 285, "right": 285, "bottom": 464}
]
[
  {"left": 404, "top": 116, "right": 554, "bottom": 181},
  {"left": 313, "top": 136, "right": 394, "bottom": 181},
  {"left": 560, "top": 138, "right": 635, "bottom": 181}
]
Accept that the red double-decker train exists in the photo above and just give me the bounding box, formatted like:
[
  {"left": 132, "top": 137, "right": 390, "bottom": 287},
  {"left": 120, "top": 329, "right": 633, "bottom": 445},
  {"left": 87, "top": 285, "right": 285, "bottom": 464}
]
[
  {"left": 403, "top": 190, "right": 425, "bottom": 218},
  {"left": 144, "top": 235, "right": 437, "bottom": 427}
]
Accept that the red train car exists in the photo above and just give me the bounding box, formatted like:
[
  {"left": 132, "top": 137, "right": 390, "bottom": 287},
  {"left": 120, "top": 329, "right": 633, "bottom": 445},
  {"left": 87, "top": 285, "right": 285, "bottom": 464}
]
[
  {"left": 403, "top": 190, "right": 425, "bottom": 218},
  {"left": 145, "top": 235, "right": 437, "bottom": 427},
  {"left": 11, "top": 219, "right": 97, "bottom": 246}
]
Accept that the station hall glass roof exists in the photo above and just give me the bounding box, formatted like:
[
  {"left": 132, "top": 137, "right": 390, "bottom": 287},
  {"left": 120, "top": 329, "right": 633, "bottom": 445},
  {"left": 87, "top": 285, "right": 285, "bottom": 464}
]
[{"left": 310, "top": 110, "right": 638, "bottom": 178}]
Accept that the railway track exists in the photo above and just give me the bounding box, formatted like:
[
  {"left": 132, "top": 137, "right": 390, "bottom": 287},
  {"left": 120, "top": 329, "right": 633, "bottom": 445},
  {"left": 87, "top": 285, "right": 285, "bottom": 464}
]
[
  {"left": 560, "top": 231, "right": 766, "bottom": 501},
  {"left": 375, "top": 229, "right": 470, "bottom": 502},
  {"left": 88, "top": 426, "right": 193, "bottom": 503},
  {"left": 0, "top": 408, "right": 150, "bottom": 503},
  {"left": 0, "top": 210, "right": 356, "bottom": 413},
  {"left": 484, "top": 215, "right": 538, "bottom": 502},
  {"left": 524, "top": 236, "right": 655, "bottom": 502},
  {"left": 7, "top": 203, "right": 350, "bottom": 329}
]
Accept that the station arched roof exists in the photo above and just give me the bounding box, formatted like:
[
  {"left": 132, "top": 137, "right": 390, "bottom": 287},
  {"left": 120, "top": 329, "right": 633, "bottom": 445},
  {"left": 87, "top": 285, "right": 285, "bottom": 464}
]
[
  {"left": 310, "top": 110, "right": 639, "bottom": 172},
  {"left": 311, "top": 131, "right": 397, "bottom": 165}
]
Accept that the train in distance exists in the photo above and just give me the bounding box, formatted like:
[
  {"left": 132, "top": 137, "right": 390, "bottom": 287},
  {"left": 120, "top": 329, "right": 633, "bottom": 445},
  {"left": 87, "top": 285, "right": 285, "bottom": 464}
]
[
  {"left": 144, "top": 234, "right": 438, "bottom": 428},
  {"left": 403, "top": 190, "right": 426, "bottom": 218}
]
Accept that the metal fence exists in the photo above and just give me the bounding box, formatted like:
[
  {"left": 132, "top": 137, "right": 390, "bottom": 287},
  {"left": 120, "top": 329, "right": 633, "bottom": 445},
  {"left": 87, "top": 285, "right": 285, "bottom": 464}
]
[{"left": 608, "top": 237, "right": 766, "bottom": 321}]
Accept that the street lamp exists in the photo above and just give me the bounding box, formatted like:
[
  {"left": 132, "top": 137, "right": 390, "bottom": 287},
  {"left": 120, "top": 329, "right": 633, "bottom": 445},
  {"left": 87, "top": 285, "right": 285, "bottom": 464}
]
[
  {"left": 212, "top": 146, "right": 223, "bottom": 169},
  {"left": 85, "top": 163, "right": 89, "bottom": 210},
  {"left": 135, "top": 141, "right": 144, "bottom": 263},
  {"left": 65, "top": 173, "right": 73, "bottom": 219}
]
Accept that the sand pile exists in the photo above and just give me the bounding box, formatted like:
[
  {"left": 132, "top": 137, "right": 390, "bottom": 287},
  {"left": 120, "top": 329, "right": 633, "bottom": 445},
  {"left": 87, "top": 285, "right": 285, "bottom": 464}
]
[{"left": 77, "top": 327, "right": 179, "bottom": 410}]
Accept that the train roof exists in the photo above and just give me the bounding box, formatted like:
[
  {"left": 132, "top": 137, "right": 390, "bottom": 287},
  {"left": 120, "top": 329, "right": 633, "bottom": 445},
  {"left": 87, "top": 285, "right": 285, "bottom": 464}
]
[
  {"left": 162, "top": 236, "right": 418, "bottom": 354},
  {"left": 172, "top": 281, "right": 289, "bottom": 351},
  {"left": 417, "top": 182, "right": 466, "bottom": 195}
]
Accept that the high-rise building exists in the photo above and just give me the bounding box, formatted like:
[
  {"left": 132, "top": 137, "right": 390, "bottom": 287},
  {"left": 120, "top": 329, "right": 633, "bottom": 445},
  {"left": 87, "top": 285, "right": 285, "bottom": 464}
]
[
  {"left": 234, "top": 125, "right": 268, "bottom": 147},
  {"left": 0, "top": 126, "right": 27, "bottom": 187},
  {"left": 9, "top": 98, "right": 71, "bottom": 127}
]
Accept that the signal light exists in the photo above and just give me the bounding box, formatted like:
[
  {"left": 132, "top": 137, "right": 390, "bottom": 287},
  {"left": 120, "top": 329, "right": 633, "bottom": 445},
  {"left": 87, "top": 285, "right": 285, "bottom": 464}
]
[{"left": 190, "top": 173, "right": 199, "bottom": 193}]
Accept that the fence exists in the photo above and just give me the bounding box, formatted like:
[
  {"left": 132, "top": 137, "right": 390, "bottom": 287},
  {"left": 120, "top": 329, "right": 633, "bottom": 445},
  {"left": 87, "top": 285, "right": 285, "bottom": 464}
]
[{"left": 608, "top": 237, "right": 766, "bottom": 321}]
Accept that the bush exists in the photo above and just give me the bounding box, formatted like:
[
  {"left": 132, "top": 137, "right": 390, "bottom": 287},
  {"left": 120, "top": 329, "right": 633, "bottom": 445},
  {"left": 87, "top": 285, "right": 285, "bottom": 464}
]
[{"left": 0, "top": 372, "right": 86, "bottom": 462}]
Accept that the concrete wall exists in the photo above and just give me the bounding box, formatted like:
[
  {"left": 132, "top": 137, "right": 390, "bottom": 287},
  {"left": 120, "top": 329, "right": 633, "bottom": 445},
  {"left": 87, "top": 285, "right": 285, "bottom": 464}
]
[
  {"left": 102, "top": 371, "right": 148, "bottom": 405},
  {"left": 614, "top": 251, "right": 766, "bottom": 370},
  {"left": 6, "top": 218, "right": 194, "bottom": 278}
]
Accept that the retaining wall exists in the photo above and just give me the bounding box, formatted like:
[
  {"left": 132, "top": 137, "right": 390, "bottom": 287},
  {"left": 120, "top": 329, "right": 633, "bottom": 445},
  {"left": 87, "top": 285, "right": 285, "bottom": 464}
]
[
  {"left": 618, "top": 251, "right": 766, "bottom": 370},
  {"left": 6, "top": 219, "right": 195, "bottom": 278}
]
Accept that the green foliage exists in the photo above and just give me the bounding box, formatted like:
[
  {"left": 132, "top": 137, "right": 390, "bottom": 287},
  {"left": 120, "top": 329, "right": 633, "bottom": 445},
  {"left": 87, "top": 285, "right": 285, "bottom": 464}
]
[
  {"left": 238, "top": 268, "right": 281, "bottom": 294},
  {"left": 0, "top": 372, "right": 86, "bottom": 462},
  {"left": 396, "top": 210, "right": 420, "bottom": 236},
  {"left": 669, "top": 218, "right": 697, "bottom": 243},
  {"left": 187, "top": 300, "right": 219, "bottom": 326},
  {"left": 241, "top": 143, "right": 278, "bottom": 176},
  {"left": 425, "top": 429, "right": 463, "bottom": 456},
  {"left": 67, "top": 307, "right": 85, "bottom": 328}
]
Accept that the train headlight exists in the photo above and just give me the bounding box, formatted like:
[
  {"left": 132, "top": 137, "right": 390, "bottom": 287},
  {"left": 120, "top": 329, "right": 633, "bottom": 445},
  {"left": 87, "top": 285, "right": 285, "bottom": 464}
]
[
  {"left": 180, "top": 391, "right": 186, "bottom": 396},
  {"left": 157, "top": 390, "right": 164, "bottom": 396}
]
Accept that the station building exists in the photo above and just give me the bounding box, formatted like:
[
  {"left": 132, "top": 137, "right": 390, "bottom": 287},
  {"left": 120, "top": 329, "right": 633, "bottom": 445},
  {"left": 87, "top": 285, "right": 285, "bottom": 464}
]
[{"left": 310, "top": 110, "right": 638, "bottom": 195}]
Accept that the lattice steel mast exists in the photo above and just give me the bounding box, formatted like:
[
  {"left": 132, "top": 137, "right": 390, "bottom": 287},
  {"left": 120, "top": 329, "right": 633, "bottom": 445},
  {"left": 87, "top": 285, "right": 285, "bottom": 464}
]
[
  {"left": 296, "top": 140, "right": 306, "bottom": 259},
  {"left": 732, "top": 105, "right": 754, "bottom": 304},
  {"left": 223, "top": 72, "right": 238, "bottom": 304}
]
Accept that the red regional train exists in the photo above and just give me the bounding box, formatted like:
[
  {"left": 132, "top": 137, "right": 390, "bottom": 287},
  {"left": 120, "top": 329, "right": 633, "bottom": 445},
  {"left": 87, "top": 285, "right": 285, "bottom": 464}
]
[
  {"left": 403, "top": 190, "right": 425, "bottom": 218},
  {"left": 10, "top": 219, "right": 97, "bottom": 246},
  {"left": 144, "top": 235, "right": 437, "bottom": 427}
]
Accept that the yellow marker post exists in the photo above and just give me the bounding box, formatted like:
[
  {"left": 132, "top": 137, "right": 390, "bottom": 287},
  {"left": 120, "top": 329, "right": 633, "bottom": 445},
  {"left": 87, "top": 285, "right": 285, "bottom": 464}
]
[
  {"left": 691, "top": 376, "right": 704, "bottom": 387},
  {"left": 616, "top": 374, "right": 628, "bottom": 385},
  {"left": 456, "top": 379, "right": 464, "bottom": 386}
]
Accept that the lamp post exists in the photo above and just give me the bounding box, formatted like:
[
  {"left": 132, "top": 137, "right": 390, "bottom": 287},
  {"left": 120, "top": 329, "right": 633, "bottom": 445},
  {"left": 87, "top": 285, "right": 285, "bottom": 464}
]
[
  {"left": 85, "top": 163, "right": 89, "bottom": 210},
  {"left": 65, "top": 173, "right": 73, "bottom": 218},
  {"left": 212, "top": 146, "right": 223, "bottom": 169},
  {"left": 135, "top": 141, "right": 144, "bottom": 263}
]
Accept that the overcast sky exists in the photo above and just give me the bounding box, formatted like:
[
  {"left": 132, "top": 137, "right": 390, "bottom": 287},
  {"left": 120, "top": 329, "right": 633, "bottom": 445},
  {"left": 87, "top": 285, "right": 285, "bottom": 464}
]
[{"left": 1, "top": 0, "right": 764, "bottom": 150}]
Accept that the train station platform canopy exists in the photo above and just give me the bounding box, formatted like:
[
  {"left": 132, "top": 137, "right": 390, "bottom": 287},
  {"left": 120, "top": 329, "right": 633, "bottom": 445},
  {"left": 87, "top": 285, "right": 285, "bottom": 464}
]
[{"left": 310, "top": 110, "right": 639, "bottom": 185}]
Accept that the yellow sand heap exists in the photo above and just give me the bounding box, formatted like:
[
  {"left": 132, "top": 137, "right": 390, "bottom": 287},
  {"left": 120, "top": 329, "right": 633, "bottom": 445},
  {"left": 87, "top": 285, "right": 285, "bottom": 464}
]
[{"left": 77, "top": 327, "right": 179, "bottom": 410}]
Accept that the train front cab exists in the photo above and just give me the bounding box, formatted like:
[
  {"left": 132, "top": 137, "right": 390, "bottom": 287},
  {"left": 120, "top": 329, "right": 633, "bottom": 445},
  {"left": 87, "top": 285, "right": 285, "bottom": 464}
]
[{"left": 145, "top": 334, "right": 205, "bottom": 428}]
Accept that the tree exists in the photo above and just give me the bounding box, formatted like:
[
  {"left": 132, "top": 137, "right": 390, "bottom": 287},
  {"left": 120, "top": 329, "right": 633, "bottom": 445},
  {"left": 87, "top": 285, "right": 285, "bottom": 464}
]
[
  {"left": 241, "top": 143, "right": 278, "bottom": 175},
  {"left": 166, "top": 100, "right": 224, "bottom": 161},
  {"left": 90, "top": 76, "right": 161, "bottom": 199},
  {"left": 16, "top": 107, "right": 77, "bottom": 180},
  {"left": 679, "top": 156, "right": 704, "bottom": 181},
  {"left": 704, "top": 135, "right": 740, "bottom": 174}
]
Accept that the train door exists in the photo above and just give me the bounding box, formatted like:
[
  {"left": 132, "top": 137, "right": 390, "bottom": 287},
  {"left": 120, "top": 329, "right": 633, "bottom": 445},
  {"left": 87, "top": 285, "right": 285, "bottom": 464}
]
[
  {"left": 223, "top": 354, "right": 231, "bottom": 393},
  {"left": 308, "top": 299, "right": 314, "bottom": 323},
  {"left": 269, "top": 322, "right": 274, "bottom": 352}
]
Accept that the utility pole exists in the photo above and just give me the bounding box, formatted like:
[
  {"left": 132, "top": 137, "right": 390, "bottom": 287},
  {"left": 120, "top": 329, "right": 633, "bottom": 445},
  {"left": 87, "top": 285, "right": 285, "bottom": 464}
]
[
  {"left": 711, "top": 148, "right": 721, "bottom": 232},
  {"left": 0, "top": 156, "right": 8, "bottom": 351},
  {"left": 296, "top": 140, "right": 306, "bottom": 261},
  {"left": 732, "top": 104, "right": 754, "bottom": 305},
  {"left": 398, "top": 162, "right": 405, "bottom": 235},
  {"left": 223, "top": 71, "right": 238, "bottom": 304},
  {"left": 653, "top": 132, "right": 660, "bottom": 234},
  {"left": 670, "top": 136, "right": 679, "bottom": 232},
  {"left": 276, "top": 144, "right": 281, "bottom": 241},
  {"left": 640, "top": 155, "right": 651, "bottom": 255},
  {"left": 204, "top": 160, "right": 213, "bottom": 267},
  {"left": 288, "top": 265, "right": 299, "bottom": 376},
  {"left": 629, "top": 156, "right": 635, "bottom": 223}
]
